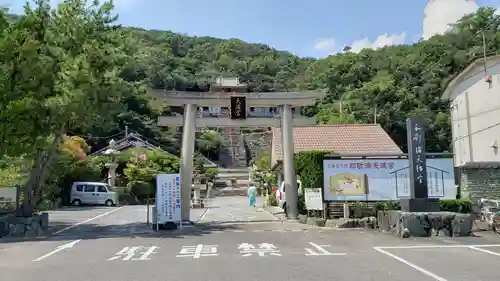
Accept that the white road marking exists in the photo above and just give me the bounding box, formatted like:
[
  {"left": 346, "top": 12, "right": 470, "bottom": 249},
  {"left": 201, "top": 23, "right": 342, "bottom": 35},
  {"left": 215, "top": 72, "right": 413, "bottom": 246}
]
[
  {"left": 373, "top": 247, "right": 448, "bottom": 281},
  {"left": 469, "top": 246, "right": 500, "bottom": 257},
  {"left": 53, "top": 207, "right": 124, "bottom": 234},
  {"left": 375, "top": 244, "right": 500, "bottom": 249},
  {"left": 176, "top": 244, "right": 219, "bottom": 259},
  {"left": 304, "top": 242, "right": 347, "bottom": 256},
  {"left": 198, "top": 209, "right": 209, "bottom": 221},
  {"left": 32, "top": 240, "right": 81, "bottom": 261},
  {"left": 108, "top": 246, "right": 159, "bottom": 261}
]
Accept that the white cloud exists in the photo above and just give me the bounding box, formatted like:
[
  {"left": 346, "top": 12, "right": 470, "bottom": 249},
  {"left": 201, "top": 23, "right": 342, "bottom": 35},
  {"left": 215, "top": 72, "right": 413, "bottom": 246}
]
[
  {"left": 348, "top": 32, "right": 407, "bottom": 53},
  {"left": 313, "top": 38, "right": 336, "bottom": 53},
  {"left": 422, "top": 0, "right": 479, "bottom": 39}
]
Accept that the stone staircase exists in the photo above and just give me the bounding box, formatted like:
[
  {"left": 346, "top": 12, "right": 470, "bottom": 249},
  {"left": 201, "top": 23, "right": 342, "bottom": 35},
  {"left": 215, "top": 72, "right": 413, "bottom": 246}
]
[
  {"left": 213, "top": 167, "right": 250, "bottom": 196},
  {"left": 218, "top": 127, "right": 247, "bottom": 168}
]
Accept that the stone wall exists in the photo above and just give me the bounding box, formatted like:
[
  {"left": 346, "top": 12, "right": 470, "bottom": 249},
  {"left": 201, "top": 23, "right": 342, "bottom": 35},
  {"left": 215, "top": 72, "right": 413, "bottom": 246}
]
[
  {"left": 461, "top": 167, "right": 500, "bottom": 201},
  {"left": 377, "top": 210, "right": 473, "bottom": 238},
  {"left": 0, "top": 213, "right": 49, "bottom": 238}
]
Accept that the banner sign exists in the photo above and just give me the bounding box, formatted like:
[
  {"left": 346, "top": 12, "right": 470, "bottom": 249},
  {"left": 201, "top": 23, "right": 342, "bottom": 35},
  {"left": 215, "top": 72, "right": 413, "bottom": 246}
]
[
  {"left": 322, "top": 158, "right": 456, "bottom": 201},
  {"left": 156, "top": 174, "right": 181, "bottom": 224}
]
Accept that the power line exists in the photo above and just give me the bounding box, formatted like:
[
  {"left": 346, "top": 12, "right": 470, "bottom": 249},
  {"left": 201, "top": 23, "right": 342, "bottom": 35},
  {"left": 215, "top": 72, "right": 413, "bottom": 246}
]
[{"left": 67, "top": 130, "right": 125, "bottom": 140}]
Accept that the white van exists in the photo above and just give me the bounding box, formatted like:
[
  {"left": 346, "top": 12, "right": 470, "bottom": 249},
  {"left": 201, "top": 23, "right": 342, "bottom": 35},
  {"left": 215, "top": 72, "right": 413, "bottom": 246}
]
[
  {"left": 275, "top": 180, "right": 302, "bottom": 213},
  {"left": 70, "top": 181, "right": 119, "bottom": 206}
]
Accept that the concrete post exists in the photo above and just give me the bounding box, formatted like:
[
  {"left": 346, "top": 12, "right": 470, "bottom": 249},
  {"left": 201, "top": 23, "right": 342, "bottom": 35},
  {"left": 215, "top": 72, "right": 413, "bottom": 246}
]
[
  {"left": 192, "top": 186, "right": 201, "bottom": 208},
  {"left": 281, "top": 104, "right": 298, "bottom": 220},
  {"left": 343, "top": 203, "right": 349, "bottom": 220},
  {"left": 180, "top": 104, "right": 197, "bottom": 221}
]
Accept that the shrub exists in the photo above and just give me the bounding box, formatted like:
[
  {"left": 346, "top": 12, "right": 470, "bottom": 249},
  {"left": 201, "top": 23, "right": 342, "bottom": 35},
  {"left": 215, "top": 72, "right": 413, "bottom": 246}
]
[
  {"left": 267, "top": 191, "right": 278, "bottom": 206},
  {"left": 348, "top": 199, "right": 473, "bottom": 219},
  {"left": 127, "top": 180, "right": 154, "bottom": 201},
  {"left": 298, "top": 193, "right": 307, "bottom": 215}
]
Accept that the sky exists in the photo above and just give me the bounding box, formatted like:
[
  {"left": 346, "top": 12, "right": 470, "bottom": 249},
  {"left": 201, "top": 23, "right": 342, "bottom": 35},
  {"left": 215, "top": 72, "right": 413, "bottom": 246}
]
[{"left": 2, "top": 0, "right": 500, "bottom": 58}]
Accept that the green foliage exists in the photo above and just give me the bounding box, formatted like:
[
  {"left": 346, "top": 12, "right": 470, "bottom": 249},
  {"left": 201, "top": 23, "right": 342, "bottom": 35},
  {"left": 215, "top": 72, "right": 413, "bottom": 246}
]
[
  {"left": 197, "top": 130, "right": 222, "bottom": 156},
  {"left": 202, "top": 167, "right": 219, "bottom": 183},
  {"left": 348, "top": 199, "right": 473, "bottom": 218},
  {"left": 254, "top": 152, "right": 271, "bottom": 170},
  {"left": 267, "top": 191, "right": 278, "bottom": 206},
  {"left": 294, "top": 151, "right": 329, "bottom": 189},
  {"left": 440, "top": 199, "right": 473, "bottom": 213},
  {"left": 123, "top": 148, "right": 179, "bottom": 183},
  {"left": 127, "top": 180, "right": 154, "bottom": 200}
]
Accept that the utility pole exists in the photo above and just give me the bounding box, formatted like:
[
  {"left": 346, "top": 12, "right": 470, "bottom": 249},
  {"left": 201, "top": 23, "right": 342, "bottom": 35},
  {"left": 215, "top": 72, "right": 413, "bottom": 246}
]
[
  {"left": 481, "top": 30, "right": 488, "bottom": 74},
  {"left": 125, "top": 126, "right": 128, "bottom": 138},
  {"left": 373, "top": 104, "right": 377, "bottom": 124}
]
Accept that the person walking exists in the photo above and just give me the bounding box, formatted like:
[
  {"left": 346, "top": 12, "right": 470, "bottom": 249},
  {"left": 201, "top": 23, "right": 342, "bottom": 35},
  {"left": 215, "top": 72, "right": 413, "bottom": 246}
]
[{"left": 247, "top": 182, "right": 257, "bottom": 207}]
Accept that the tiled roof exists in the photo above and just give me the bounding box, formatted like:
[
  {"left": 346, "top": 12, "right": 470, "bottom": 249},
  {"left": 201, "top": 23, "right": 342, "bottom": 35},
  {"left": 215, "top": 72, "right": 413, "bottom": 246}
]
[{"left": 272, "top": 124, "right": 402, "bottom": 161}]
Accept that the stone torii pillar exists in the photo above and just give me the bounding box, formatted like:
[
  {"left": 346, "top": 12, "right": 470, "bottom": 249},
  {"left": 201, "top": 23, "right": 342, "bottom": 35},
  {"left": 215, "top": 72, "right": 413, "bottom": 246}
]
[
  {"left": 179, "top": 104, "right": 197, "bottom": 222},
  {"left": 280, "top": 104, "right": 298, "bottom": 219}
]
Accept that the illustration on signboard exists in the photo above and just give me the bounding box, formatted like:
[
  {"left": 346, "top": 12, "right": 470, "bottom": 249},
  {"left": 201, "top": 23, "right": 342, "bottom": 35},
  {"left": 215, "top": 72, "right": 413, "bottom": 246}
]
[{"left": 327, "top": 173, "right": 369, "bottom": 196}]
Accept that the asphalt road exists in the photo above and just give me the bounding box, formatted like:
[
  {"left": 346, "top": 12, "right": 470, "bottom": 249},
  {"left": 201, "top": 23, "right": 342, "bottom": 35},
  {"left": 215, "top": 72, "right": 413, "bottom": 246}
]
[{"left": 2, "top": 205, "right": 500, "bottom": 281}]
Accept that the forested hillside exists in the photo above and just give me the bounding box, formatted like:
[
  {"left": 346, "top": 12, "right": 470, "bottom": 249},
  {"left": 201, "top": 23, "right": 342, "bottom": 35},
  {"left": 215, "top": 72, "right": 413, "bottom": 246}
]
[
  {"left": 110, "top": 7, "right": 498, "bottom": 153},
  {"left": 3, "top": 2, "right": 499, "bottom": 157}
]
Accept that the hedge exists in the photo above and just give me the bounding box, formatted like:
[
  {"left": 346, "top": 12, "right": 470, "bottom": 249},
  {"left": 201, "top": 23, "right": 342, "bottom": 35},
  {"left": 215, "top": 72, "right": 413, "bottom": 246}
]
[{"left": 348, "top": 199, "right": 473, "bottom": 219}]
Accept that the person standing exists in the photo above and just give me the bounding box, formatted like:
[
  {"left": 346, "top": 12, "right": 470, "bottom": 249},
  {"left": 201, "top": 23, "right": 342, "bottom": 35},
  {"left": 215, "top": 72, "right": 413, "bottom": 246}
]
[{"left": 247, "top": 182, "right": 257, "bottom": 207}]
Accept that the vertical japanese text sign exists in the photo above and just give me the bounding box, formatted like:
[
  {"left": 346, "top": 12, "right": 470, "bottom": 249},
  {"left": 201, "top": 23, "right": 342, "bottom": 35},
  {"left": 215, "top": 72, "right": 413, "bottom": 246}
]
[
  {"left": 230, "top": 96, "right": 247, "bottom": 119},
  {"left": 156, "top": 174, "right": 182, "bottom": 224},
  {"left": 406, "top": 118, "right": 428, "bottom": 198}
]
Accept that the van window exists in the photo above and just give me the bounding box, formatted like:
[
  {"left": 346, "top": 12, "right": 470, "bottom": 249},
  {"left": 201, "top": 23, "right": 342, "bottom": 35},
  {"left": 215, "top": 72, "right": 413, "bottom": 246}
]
[
  {"left": 76, "top": 185, "right": 83, "bottom": 192},
  {"left": 84, "top": 185, "right": 95, "bottom": 192},
  {"left": 97, "top": 186, "right": 107, "bottom": 193}
]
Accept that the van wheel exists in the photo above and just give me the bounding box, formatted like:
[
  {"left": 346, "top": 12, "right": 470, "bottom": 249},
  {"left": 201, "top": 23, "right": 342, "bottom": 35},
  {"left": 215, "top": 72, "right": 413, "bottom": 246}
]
[
  {"left": 105, "top": 200, "right": 114, "bottom": 207},
  {"left": 72, "top": 199, "right": 81, "bottom": 206},
  {"left": 283, "top": 203, "right": 287, "bottom": 216}
]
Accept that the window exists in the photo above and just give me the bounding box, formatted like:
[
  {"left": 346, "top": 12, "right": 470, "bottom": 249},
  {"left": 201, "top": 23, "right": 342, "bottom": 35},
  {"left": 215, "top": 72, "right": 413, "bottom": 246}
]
[
  {"left": 84, "top": 185, "right": 95, "bottom": 192},
  {"left": 76, "top": 185, "right": 83, "bottom": 192},
  {"left": 97, "top": 186, "right": 107, "bottom": 193}
]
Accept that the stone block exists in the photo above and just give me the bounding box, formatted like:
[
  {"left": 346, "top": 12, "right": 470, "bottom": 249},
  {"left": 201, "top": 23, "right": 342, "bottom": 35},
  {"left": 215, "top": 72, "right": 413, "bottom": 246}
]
[
  {"left": 306, "top": 217, "right": 326, "bottom": 227},
  {"left": 151, "top": 207, "right": 157, "bottom": 226},
  {"left": 337, "top": 218, "right": 360, "bottom": 228},
  {"left": 377, "top": 210, "right": 473, "bottom": 238},
  {"left": 359, "top": 216, "right": 377, "bottom": 229},
  {"left": 40, "top": 212, "right": 49, "bottom": 230},
  {"left": 325, "top": 219, "right": 338, "bottom": 228},
  {"left": 298, "top": 214, "right": 307, "bottom": 224}
]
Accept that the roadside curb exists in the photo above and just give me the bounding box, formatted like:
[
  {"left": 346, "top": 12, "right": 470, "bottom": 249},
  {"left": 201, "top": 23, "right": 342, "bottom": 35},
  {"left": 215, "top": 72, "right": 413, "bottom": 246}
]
[{"left": 261, "top": 206, "right": 286, "bottom": 221}]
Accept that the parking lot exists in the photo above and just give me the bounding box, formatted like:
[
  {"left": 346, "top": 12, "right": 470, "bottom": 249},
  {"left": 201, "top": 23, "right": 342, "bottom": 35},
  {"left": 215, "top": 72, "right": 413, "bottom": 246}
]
[
  {"left": 374, "top": 243, "right": 500, "bottom": 280},
  {"left": 3, "top": 205, "right": 500, "bottom": 281}
]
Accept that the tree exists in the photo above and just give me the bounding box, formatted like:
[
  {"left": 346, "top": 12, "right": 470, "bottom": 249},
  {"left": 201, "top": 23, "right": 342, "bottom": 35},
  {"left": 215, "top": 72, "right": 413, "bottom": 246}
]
[{"left": 0, "top": 0, "right": 134, "bottom": 215}]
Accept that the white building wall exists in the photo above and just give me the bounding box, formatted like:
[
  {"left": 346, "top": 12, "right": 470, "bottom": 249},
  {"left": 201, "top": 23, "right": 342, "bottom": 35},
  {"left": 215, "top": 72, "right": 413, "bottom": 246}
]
[{"left": 450, "top": 60, "right": 500, "bottom": 166}]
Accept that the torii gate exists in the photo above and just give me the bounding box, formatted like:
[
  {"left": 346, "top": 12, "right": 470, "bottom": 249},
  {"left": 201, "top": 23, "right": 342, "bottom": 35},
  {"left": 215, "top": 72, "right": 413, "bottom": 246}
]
[{"left": 153, "top": 77, "right": 324, "bottom": 221}]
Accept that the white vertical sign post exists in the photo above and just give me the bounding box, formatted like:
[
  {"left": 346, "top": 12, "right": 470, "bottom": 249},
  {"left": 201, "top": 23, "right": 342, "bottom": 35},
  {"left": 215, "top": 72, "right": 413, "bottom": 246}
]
[
  {"left": 304, "top": 188, "right": 323, "bottom": 211},
  {"left": 156, "top": 174, "right": 182, "bottom": 230}
]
